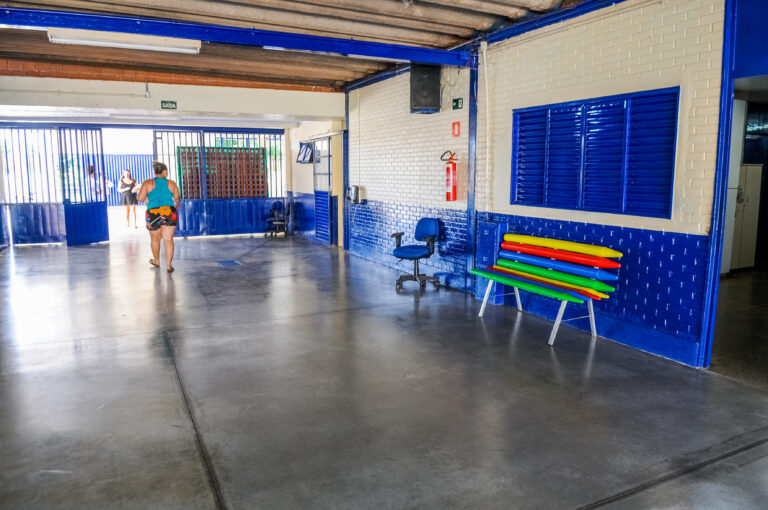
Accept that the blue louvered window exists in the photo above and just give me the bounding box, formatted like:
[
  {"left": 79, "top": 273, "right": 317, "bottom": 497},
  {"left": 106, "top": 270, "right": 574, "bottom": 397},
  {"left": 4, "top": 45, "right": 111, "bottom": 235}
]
[{"left": 511, "top": 87, "right": 679, "bottom": 219}]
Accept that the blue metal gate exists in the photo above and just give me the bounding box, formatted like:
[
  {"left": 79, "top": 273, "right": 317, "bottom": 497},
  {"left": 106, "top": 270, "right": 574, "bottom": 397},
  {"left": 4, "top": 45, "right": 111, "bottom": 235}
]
[
  {"left": 0, "top": 126, "right": 108, "bottom": 245},
  {"left": 153, "top": 128, "right": 286, "bottom": 237},
  {"left": 59, "top": 128, "right": 109, "bottom": 246}
]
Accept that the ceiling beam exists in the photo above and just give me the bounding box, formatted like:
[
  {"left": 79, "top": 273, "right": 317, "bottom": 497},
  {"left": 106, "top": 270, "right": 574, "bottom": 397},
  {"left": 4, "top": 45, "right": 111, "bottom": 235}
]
[{"left": 0, "top": 7, "right": 472, "bottom": 66}]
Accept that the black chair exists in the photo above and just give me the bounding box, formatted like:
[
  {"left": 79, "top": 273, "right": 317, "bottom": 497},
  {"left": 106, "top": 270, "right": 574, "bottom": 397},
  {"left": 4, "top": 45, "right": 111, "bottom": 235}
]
[
  {"left": 267, "top": 201, "right": 287, "bottom": 237},
  {"left": 391, "top": 218, "right": 441, "bottom": 290}
]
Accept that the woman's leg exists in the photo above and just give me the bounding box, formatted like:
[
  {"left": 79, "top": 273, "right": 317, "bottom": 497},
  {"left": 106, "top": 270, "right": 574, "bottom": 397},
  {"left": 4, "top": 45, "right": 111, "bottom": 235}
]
[
  {"left": 149, "top": 228, "right": 162, "bottom": 265},
  {"left": 125, "top": 204, "right": 131, "bottom": 226},
  {"left": 131, "top": 204, "right": 137, "bottom": 227},
  {"left": 160, "top": 225, "right": 176, "bottom": 270}
]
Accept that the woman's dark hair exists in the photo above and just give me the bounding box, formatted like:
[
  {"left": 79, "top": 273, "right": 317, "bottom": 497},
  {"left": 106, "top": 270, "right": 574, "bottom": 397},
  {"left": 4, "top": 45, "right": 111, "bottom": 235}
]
[
  {"left": 123, "top": 169, "right": 132, "bottom": 178},
  {"left": 152, "top": 161, "right": 168, "bottom": 176},
  {"left": 87, "top": 164, "right": 95, "bottom": 176}
]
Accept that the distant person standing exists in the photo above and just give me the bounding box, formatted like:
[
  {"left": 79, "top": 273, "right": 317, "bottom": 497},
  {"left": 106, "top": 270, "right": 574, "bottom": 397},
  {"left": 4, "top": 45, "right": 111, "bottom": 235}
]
[
  {"left": 137, "top": 161, "right": 181, "bottom": 273},
  {"left": 117, "top": 169, "right": 139, "bottom": 228},
  {"left": 87, "top": 164, "right": 102, "bottom": 201}
]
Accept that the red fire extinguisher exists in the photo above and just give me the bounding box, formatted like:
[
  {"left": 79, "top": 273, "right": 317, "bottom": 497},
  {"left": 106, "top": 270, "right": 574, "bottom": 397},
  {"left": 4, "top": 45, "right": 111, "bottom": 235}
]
[{"left": 441, "top": 150, "right": 457, "bottom": 201}]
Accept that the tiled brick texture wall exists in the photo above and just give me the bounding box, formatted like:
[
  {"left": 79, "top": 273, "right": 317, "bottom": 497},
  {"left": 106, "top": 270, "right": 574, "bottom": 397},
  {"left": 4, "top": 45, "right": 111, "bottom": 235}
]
[
  {"left": 348, "top": 68, "right": 470, "bottom": 209},
  {"left": 477, "top": 0, "right": 724, "bottom": 235},
  {"left": 478, "top": 212, "right": 709, "bottom": 344},
  {"left": 350, "top": 201, "right": 469, "bottom": 289}
]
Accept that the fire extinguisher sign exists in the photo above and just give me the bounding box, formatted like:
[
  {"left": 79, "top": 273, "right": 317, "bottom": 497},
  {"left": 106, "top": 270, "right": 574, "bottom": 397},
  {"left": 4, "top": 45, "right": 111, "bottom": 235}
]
[
  {"left": 452, "top": 121, "right": 461, "bottom": 137},
  {"left": 441, "top": 150, "right": 457, "bottom": 202}
]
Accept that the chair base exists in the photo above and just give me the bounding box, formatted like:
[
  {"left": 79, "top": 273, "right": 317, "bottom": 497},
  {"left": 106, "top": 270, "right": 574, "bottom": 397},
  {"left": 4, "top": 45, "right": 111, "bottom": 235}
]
[{"left": 395, "top": 258, "right": 440, "bottom": 290}]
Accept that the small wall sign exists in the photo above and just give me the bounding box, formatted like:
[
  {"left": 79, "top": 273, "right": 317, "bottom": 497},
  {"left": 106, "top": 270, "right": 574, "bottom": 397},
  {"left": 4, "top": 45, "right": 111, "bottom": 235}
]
[
  {"left": 452, "top": 98, "right": 463, "bottom": 110},
  {"left": 452, "top": 121, "right": 461, "bottom": 137},
  {"left": 161, "top": 100, "right": 177, "bottom": 110}
]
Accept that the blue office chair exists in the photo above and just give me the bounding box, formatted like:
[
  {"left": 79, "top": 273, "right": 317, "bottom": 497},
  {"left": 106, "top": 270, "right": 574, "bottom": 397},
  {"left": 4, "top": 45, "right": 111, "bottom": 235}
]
[{"left": 391, "top": 218, "right": 441, "bottom": 290}]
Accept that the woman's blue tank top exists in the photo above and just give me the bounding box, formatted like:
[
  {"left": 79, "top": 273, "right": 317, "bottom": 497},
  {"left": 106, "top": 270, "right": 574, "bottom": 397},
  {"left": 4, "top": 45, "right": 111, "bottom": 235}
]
[{"left": 147, "top": 178, "right": 175, "bottom": 209}]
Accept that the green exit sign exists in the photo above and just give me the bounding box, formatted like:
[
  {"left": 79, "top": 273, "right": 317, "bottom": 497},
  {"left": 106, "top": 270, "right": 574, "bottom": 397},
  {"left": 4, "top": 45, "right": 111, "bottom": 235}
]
[
  {"left": 452, "top": 98, "right": 463, "bottom": 110},
  {"left": 161, "top": 100, "right": 177, "bottom": 110}
]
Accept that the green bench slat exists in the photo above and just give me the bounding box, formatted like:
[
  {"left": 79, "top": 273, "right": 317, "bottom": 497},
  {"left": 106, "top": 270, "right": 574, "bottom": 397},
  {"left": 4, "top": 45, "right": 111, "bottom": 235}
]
[{"left": 471, "top": 268, "right": 585, "bottom": 304}]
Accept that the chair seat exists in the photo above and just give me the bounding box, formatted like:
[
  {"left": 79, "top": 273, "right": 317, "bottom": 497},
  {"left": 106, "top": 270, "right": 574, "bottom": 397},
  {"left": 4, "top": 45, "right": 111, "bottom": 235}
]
[{"left": 393, "top": 244, "right": 430, "bottom": 259}]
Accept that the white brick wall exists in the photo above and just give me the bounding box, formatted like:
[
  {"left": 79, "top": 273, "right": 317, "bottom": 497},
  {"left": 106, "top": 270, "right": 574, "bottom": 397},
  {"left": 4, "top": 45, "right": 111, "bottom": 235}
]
[
  {"left": 477, "top": 0, "right": 724, "bottom": 235},
  {"left": 349, "top": 67, "right": 469, "bottom": 210}
]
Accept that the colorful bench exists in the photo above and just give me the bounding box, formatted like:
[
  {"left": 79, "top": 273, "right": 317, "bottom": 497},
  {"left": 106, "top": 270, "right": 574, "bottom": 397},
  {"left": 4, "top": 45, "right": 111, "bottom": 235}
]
[{"left": 471, "top": 234, "right": 622, "bottom": 345}]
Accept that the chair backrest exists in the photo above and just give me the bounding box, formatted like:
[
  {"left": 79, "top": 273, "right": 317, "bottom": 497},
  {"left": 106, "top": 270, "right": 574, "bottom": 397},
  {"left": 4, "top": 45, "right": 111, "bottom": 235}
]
[{"left": 414, "top": 218, "right": 439, "bottom": 241}]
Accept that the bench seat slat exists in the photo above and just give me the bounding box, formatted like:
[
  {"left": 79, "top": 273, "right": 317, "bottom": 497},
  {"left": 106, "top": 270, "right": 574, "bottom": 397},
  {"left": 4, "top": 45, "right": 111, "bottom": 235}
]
[
  {"left": 496, "top": 259, "right": 616, "bottom": 292},
  {"left": 471, "top": 268, "right": 585, "bottom": 304}
]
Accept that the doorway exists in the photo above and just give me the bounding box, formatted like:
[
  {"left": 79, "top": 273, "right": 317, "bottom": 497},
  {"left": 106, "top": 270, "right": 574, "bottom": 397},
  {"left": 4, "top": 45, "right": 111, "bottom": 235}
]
[{"left": 710, "top": 79, "right": 768, "bottom": 389}]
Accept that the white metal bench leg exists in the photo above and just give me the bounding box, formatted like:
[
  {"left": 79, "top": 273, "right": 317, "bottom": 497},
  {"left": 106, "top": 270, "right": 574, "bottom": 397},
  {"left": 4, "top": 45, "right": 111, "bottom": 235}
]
[
  {"left": 479, "top": 279, "right": 494, "bottom": 317},
  {"left": 587, "top": 299, "right": 597, "bottom": 338},
  {"left": 514, "top": 287, "right": 523, "bottom": 312},
  {"left": 547, "top": 300, "right": 568, "bottom": 346}
]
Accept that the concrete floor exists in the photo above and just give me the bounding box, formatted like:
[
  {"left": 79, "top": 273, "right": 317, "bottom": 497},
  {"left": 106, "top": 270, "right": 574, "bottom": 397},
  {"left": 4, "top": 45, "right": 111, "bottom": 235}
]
[
  {"left": 711, "top": 270, "right": 768, "bottom": 390},
  {"left": 2, "top": 235, "right": 768, "bottom": 509}
]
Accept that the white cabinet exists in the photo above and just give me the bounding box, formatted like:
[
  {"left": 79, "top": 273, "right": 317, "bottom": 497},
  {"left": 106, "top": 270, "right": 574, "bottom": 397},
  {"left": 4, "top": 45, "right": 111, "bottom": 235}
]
[{"left": 731, "top": 164, "right": 764, "bottom": 270}]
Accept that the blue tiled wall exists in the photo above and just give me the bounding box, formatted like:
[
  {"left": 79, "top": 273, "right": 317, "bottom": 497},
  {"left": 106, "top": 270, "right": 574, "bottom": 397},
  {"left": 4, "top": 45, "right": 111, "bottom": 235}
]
[
  {"left": 477, "top": 212, "right": 710, "bottom": 365},
  {"left": 349, "top": 200, "right": 470, "bottom": 289}
]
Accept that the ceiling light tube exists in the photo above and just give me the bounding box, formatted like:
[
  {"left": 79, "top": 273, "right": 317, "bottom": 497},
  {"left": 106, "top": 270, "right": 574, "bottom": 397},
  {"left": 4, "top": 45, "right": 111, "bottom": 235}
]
[{"left": 47, "top": 27, "right": 201, "bottom": 54}]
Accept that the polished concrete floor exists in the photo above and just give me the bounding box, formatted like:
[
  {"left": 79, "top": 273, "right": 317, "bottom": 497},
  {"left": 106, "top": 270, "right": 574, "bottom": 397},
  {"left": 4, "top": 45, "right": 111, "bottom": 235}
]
[
  {"left": 2, "top": 236, "right": 768, "bottom": 509},
  {"left": 711, "top": 270, "right": 768, "bottom": 390}
]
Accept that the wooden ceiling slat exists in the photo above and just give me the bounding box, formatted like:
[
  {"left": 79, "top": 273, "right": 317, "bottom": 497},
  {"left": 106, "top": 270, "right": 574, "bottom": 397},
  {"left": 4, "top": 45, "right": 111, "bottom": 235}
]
[
  {"left": 6, "top": 0, "right": 464, "bottom": 47},
  {"left": 0, "top": 31, "right": 374, "bottom": 82},
  {"left": 283, "top": 0, "right": 512, "bottom": 31},
  {"left": 228, "top": 0, "right": 478, "bottom": 38}
]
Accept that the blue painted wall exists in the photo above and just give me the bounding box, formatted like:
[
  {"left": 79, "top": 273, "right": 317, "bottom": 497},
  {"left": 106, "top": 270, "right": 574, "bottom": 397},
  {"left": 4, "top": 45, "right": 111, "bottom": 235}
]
[
  {"left": 734, "top": 0, "right": 768, "bottom": 78},
  {"left": 349, "top": 200, "right": 470, "bottom": 289},
  {"left": 175, "top": 198, "right": 280, "bottom": 237},
  {"left": 7, "top": 203, "right": 67, "bottom": 244},
  {"left": 476, "top": 212, "right": 709, "bottom": 365},
  {"left": 292, "top": 192, "right": 316, "bottom": 239}
]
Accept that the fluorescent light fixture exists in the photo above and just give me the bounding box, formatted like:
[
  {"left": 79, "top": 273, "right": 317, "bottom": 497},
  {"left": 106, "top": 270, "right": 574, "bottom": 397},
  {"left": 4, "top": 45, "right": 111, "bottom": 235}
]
[{"left": 47, "top": 27, "right": 201, "bottom": 54}]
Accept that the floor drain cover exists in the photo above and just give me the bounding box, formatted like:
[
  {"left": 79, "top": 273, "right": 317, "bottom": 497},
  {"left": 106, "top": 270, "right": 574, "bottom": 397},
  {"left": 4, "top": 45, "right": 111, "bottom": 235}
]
[{"left": 217, "top": 260, "right": 242, "bottom": 268}]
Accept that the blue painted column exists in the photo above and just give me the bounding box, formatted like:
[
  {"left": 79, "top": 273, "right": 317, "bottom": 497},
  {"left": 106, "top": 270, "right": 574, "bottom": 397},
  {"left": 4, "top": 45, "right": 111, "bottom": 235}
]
[
  {"left": 465, "top": 48, "right": 480, "bottom": 290},
  {"left": 343, "top": 93, "right": 350, "bottom": 250},
  {"left": 699, "top": 0, "right": 737, "bottom": 367}
]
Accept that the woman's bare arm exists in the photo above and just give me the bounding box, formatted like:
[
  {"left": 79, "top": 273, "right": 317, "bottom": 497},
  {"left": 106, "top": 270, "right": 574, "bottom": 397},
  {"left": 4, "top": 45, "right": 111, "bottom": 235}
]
[
  {"left": 170, "top": 180, "right": 181, "bottom": 206},
  {"left": 136, "top": 179, "right": 153, "bottom": 202}
]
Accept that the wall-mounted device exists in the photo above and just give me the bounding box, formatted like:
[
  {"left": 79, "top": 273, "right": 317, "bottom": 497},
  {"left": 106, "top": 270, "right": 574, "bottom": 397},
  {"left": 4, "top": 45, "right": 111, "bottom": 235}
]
[{"left": 346, "top": 185, "right": 361, "bottom": 204}]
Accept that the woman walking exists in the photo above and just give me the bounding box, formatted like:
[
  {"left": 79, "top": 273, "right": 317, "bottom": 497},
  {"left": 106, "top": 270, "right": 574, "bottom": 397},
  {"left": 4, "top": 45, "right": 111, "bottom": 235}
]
[
  {"left": 117, "top": 169, "right": 139, "bottom": 228},
  {"left": 137, "top": 161, "right": 181, "bottom": 272}
]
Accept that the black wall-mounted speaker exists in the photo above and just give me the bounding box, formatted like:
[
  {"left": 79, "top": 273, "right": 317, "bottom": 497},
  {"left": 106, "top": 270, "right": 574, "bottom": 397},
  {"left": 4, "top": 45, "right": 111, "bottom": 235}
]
[{"left": 410, "top": 64, "right": 441, "bottom": 114}]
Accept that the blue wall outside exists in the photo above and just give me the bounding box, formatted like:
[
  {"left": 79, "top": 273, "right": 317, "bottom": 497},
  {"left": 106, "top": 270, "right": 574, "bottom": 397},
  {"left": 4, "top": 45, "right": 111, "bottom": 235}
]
[
  {"left": 104, "top": 154, "right": 154, "bottom": 206},
  {"left": 476, "top": 212, "right": 709, "bottom": 365},
  {"left": 349, "top": 200, "right": 470, "bottom": 289}
]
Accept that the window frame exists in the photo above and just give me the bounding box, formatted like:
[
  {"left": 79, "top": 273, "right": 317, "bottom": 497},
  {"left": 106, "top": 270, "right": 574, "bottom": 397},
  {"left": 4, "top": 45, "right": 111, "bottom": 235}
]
[{"left": 510, "top": 87, "right": 680, "bottom": 219}]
